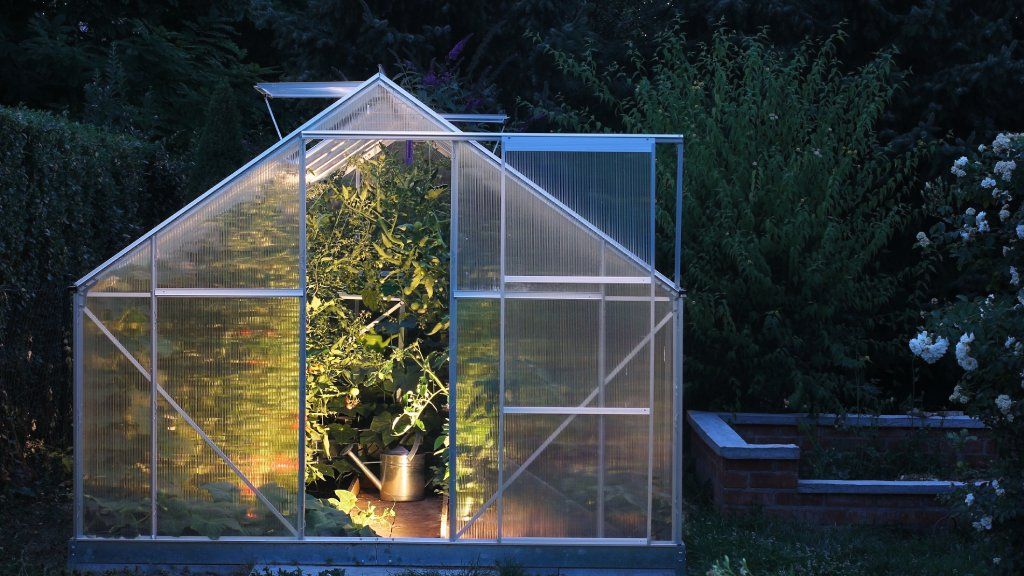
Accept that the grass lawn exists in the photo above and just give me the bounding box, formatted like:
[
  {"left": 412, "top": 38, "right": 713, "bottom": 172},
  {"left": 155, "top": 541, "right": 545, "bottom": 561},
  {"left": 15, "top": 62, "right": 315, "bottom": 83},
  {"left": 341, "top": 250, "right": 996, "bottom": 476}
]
[{"left": 0, "top": 483, "right": 996, "bottom": 576}]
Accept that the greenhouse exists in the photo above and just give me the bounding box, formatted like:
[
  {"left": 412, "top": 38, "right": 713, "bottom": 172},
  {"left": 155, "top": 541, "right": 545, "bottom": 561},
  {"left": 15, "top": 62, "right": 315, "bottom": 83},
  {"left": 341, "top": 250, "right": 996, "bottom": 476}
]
[{"left": 69, "top": 73, "right": 685, "bottom": 574}]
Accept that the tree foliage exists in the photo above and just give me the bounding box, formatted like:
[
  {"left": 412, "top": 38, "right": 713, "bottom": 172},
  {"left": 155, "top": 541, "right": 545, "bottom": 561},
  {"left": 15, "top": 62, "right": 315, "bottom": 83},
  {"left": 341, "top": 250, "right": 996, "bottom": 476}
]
[{"left": 534, "top": 30, "right": 927, "bottom": 411}]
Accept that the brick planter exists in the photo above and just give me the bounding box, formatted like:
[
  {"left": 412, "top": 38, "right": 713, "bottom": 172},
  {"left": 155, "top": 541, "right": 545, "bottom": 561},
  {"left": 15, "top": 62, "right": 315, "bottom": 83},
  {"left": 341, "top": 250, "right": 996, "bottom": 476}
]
[{"left": 687, "top": 411, "right": 990, "bottom": 527}]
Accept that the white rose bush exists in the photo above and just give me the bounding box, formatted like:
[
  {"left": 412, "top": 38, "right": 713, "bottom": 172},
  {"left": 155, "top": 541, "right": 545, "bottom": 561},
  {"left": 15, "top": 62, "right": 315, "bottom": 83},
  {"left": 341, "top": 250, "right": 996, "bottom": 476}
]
[{"left": 913, "top": 133, "right": 1024, "bottom": 570}]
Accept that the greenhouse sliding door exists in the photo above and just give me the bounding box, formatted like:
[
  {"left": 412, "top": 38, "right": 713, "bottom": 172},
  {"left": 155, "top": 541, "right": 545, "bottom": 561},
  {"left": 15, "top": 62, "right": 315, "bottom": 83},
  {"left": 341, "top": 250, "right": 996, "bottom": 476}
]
[{"left": 451, "top": 136, "right": 674, "bottom": 542}]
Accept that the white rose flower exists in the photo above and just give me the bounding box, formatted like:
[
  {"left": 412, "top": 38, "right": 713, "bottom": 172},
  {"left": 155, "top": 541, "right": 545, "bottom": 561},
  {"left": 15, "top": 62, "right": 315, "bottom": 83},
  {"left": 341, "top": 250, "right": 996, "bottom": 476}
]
[
  {"left": 966, "top": 207, "right": 977, "bottom": 216},
  {"left": 909, "top": 331, "right": 949, "bottom": 364},
  {"left": 916, "top": 231, "right": 930, "bottom": 247},
  {"left": 999, "top": 208, "right": 1010, "bottom": 221},
  {"left": 956, "top": 333, "right": 978, "bottom": 371},
  {"left": 996, "top": 394, "right": 1013, "bottom": 415},
  {"left": 976, "top": 211, "right": 990, "bottom": 232},
  {"left": 995, "top": 160, "right": 1017, "bottom": 181},
  {"left": 993, "top": 133, "right": 1013, "bottom": 155},
  {"left": 981, "top": 177, "right": 997, "bottom": 188},
  {"left": 965, "top": 493, "right": 975, "bottom": 506},
  {"left": 1012, "top": 266, "right": 1020, "bottom": 286}
]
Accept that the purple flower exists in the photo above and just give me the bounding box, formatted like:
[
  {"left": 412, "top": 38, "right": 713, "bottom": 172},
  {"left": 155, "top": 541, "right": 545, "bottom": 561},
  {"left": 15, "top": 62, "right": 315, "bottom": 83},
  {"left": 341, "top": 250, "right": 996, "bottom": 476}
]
[
  {"left": 404, "top": 140, "right": 414, "bottom": 165},
  {"left": 448, "top": 34, "right": 473, "bottom": 62}
]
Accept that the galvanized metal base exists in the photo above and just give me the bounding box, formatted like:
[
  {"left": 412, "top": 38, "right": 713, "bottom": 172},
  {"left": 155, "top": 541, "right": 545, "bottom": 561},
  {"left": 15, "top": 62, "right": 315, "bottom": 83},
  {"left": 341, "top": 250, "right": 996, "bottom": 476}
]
[{"left": 69, "top": 539, "right": 685, "bottom": 575}]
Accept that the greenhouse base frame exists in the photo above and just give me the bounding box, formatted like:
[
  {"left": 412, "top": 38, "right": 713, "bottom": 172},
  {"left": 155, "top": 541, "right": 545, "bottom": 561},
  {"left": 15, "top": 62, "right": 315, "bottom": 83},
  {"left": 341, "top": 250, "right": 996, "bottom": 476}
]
[
  {"left": 69, "top": 74, "right": 685, "bottom": 575},
  {"left": 70, "top": 539, "right": 685, "bottom": 574}
]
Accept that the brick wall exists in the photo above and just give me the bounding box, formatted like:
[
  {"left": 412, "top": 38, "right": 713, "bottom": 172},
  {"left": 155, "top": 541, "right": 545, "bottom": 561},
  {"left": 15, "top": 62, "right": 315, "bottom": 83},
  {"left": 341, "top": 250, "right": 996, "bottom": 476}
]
[
  {"left": 687, "top": 413, "right": 989, "bottom": 528},
  {"left": 730, "top": 422, "right": 995, "bottom": 469}
]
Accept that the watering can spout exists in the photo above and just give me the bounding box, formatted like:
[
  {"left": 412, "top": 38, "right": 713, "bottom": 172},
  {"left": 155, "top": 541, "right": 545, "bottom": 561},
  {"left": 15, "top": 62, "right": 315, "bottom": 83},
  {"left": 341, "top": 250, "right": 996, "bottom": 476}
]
[{"left": 340, "top": 444, "right": 383, "bottom": 491}]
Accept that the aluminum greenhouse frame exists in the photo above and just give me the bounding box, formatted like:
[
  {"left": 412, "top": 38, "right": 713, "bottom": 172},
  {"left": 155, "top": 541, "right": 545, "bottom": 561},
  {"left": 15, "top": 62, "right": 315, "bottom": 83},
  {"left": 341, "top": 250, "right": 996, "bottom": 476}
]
[{"left": 69, "top": 73, "right": 685, "bottom": 574}]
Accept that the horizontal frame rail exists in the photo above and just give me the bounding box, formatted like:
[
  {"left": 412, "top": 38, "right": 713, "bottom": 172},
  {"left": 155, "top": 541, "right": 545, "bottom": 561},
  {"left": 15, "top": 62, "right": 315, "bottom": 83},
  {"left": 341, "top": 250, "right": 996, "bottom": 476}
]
[
  {"left": 454, "top": 290, "right": 671, "bottom": 302},
  {"left": 302, "top": 130, "right": 685, "bottom": 144},
  {"left": 154, "top": 288, "right": 303, "bottom": 298},
  {"left": 504, "top": 407, "right": 649, "bottom": 415},
  {"left": 505, "top": 275, "right": 651, "bottom": 284}
]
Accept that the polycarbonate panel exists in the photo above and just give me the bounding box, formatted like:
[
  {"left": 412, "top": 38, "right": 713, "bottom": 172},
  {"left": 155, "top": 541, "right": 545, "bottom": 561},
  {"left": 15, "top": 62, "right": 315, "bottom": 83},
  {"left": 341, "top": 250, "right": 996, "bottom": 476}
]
[
  {"left": 84, "top": 296, "right": 151, "bottom": 369},
  {"left": 506, "top": 149, "right": 654, "bottom": 264},
  {"left": 81, "top": 310, "right": 151, "bottom": 537},
  {"left": 305, "top": 83, "right": 454, "bottom": 182},
  {"left": 156, "top": 141, "right": 301, "bottom": 289},
  {"left": 505, "top": 298, "right": 599, "bottom": 407},
  {"left": 453, "top": 298, "right": 500, "bottom": 540},
  {"left": 603, "top": 299, "right": 651, "bottom": 409},
  {"left": 87, "top": 242, "right": 151, "bottom": 293},
  {"left": 503, "top": 415, "right": 597, "bottom": 538},
  {"left": 156, "top": 297, "right": 300, "bottom": 536},
  {"left": 309, "top": 82, "right": 442, "bottom": 133},
  {"left": 505, "top": 176, "right": 602, "bottom": 277},
  {"left": 502, "top": 414, "right": 646, "bottom": 538},
  {"left": 602, "top": 414, "right": 650, "bottom": 538},
  {"left": 652, "top": 298, "right": 675, "bottom": 540},
  {"left": 156, "top": 406, "right": 294, "bottom": 537},
  {"left": 305, "top": 139, "right": 382, "bottom": 183},
  {"left": 456, "top": 143, "right": 501, "bottom": 291}
]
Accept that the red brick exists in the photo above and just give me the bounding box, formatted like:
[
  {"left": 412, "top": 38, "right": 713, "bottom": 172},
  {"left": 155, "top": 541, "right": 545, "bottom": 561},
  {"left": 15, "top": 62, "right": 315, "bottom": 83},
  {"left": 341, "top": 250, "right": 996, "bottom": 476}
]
[
  {"left": 772, "top": 460, "right": 800, "bottom": 473},
  {"left": 721, "top": 489, "right": 771, "bottom": 507},
  {"left": 721, "top": 471, "right": 748, "bottom": 489},
  {"left": 773, "top": 492, "right": 823, "bottom": 507},
  {"left": 723, "top": 459, "right": 778, "bottom": 472},
  {"left": 748, "top": 471, "right": 797, "bottom": 489}
]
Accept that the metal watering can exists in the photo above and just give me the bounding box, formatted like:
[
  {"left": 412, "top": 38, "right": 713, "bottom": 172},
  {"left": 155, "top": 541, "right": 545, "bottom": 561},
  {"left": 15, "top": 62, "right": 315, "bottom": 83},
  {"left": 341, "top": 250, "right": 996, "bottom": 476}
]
[{"left": 339, "top": 435, "right": 427, "bottom": 502}]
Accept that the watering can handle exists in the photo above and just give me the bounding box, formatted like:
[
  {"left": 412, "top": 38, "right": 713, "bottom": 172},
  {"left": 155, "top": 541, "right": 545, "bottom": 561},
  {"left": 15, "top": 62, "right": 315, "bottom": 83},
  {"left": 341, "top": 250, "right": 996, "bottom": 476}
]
[{"left": 408, "top": 432, "right": 422, "bottom": 460}]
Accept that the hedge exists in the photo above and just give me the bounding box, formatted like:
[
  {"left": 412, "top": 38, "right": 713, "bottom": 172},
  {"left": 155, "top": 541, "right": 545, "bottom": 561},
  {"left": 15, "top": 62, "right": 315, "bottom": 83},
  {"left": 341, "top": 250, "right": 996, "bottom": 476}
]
[{"left": 0, "top": 106, "right": 181, "bottom": 485}]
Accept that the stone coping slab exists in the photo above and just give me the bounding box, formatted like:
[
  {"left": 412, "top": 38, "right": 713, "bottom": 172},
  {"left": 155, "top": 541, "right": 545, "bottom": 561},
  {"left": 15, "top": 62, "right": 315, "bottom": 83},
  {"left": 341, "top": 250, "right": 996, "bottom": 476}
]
[
  {"left": 687, "top": 411, "right": 800, "bottom": 460},
  {"left": 718, "top": 411, "right": 984, "bottom": 429},
  {"left": 797, "top": 479, "right": 962, "bottom": 495}
]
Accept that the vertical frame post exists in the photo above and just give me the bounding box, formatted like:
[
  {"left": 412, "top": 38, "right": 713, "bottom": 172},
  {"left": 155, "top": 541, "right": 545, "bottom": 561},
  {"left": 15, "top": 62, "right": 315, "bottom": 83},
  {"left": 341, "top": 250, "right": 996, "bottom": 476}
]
[
  {"left": 72, "top": 288, "right": 84, "bottom": 537},
  {"left": 646, "top": 138, "right": 656, "bottom": 543},
  {"left": 497, "top": 137, "right": 508, "bottom": 542},
  {"left": 149, "top": 236, "right": 158, "bottom": 538},
  {"left": 298, "top": 139, "right": 308, "bottom": 538},
  {"left": 672, "top": 140, "right": 684, "bottom": 544},
  {"left": 448, "top": 141, "right": 460, "bottom": 541},
  {"left": 597, "top": 242, "right": 606, "bottom": 538}
]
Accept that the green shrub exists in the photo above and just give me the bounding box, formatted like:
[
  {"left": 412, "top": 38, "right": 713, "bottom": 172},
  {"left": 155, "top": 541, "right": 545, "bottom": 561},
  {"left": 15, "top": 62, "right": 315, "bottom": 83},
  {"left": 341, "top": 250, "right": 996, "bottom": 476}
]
[
  {"left": 532, "top": 30, "right": 925, "bottom": 412},
  {"left": 0, "top": 106, "right": 180, "bottom": 487},
  {"left": 911, "top": 132, "right": 1024, "bottom": 573}
]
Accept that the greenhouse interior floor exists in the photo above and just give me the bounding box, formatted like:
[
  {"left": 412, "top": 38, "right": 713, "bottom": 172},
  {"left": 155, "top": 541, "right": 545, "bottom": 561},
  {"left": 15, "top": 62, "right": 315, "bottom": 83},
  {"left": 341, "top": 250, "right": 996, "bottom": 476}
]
[{"left": 358, "top": 490, "right": 444, "bottom": 538}]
